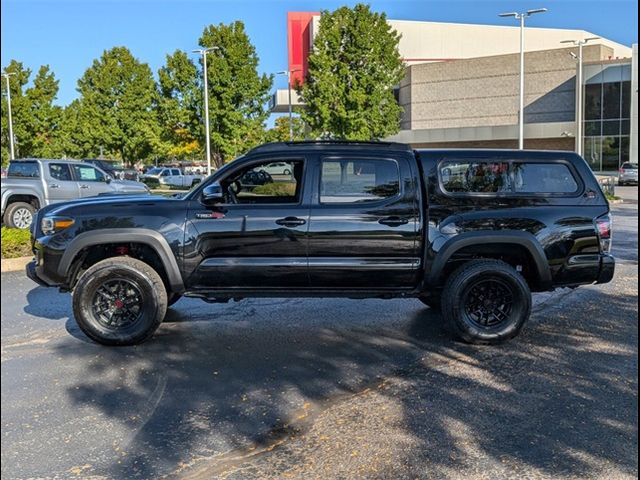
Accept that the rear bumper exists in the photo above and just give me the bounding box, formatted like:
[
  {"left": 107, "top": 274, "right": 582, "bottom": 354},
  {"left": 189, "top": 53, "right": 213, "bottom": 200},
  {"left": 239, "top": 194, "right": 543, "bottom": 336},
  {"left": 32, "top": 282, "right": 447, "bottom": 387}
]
[{"left": 596, "top": 254, "right": 616, "bottom": 284}]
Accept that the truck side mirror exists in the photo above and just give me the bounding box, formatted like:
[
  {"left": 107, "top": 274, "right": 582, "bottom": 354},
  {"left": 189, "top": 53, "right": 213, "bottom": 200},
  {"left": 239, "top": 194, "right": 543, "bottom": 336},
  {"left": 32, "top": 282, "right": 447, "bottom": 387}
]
[{"left": 201, "top": 182, "right": 224, "bottom": 205}]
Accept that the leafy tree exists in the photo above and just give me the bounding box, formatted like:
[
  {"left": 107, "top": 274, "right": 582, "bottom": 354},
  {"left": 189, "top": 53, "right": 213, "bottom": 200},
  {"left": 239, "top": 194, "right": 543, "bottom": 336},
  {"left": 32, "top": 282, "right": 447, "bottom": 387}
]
[
  {"left": 72, "top": 47, "right": 160, "bottom": 165},
  {"left": 198, "top": 21, "right": 272, "bottom": 165},
  {"left": 299, "top": 4, "right": 405, "bottom": 140},
  {"left": 157, "top": 50, "right": 202, "bottom": 160},
  {"left": 265, "top": 116, "right": 306, "bottom": 142}
]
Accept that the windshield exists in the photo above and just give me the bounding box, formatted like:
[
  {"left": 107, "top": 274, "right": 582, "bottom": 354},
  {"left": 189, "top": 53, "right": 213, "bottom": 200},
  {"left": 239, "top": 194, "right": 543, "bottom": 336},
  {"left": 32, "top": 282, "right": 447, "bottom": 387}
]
[{"left": 146, "top": 168, "right": 163, "bottom": 175}]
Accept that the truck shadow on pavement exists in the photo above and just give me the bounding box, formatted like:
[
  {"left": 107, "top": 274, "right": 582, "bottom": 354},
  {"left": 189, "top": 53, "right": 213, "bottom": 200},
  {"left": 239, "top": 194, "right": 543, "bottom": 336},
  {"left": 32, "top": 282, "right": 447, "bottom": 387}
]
[{"left": 24, "top": 281, "right": 638, "bottom": 479}]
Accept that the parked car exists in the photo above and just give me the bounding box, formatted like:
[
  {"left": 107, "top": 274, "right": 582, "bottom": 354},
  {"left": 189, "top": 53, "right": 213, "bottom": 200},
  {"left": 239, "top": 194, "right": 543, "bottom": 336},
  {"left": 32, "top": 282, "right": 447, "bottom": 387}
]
[
  {"left": 84, "top": 159, "right": 140, "bottom": 182},
  {"left": 1, "top": 159, "right": 150, "bottom": 229},
  {"left": 27, "top": 141, "right": 614, "bottom": 346},
  {"left": 259, "top": 162, "right": 293, "bottom": 176},
  {"left": 139, "top": 167, "right": 204, "bottom": 188},
  {"left": 618, "top": 162, "right": 638, "bottom": 186}
]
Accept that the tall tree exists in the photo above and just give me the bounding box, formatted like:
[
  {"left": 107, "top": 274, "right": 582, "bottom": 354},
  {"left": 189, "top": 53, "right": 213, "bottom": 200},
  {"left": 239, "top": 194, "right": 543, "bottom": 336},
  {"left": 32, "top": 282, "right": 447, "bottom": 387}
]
[
  {"left": 157, "top": 50, "right": 202, "bottom": 160},
  {"left": 23, "top": 66, "right": 65, "bottom": 158},
  {"left": 198, "top": 21, "right": 272, "bottom": 165},
  {"left": 299, "top": 4, "right": 405, "bottom": 140},
  {"left": 72, "top": 47, "right": 160, "bottom": 165}
]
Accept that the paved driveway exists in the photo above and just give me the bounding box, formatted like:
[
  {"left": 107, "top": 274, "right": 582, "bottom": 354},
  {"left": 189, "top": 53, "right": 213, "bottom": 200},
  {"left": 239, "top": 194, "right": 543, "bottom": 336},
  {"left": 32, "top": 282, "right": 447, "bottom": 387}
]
[{"left": 1, "top": 203, "right": 637, "bottom": 479}]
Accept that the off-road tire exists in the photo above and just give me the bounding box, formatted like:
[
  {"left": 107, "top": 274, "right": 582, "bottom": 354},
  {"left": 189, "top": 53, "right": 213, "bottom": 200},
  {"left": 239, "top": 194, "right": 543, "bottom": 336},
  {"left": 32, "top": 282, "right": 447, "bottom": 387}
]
[
  {"left": 4, "top": 201, "right": 36, "bottom": 229},
  {"left": 72, "top": 257, "right": 167, "bottom": 346},
  {"left": 441, "top": 259, "right": 531, "bottom": 344}
]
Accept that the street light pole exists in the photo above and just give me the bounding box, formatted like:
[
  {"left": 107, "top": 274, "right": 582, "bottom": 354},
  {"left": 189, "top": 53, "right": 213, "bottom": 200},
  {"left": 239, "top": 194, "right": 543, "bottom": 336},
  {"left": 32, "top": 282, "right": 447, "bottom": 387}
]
[
  {"left": 499, "top": 8, "right": 547, "bottom": 150},
  {"left": 2, "top": 72, "right": 16, "bottom": 160},
  {"left": 562, "top": 37, "right": 599, "bottom": 157},
  {"left": 192, "top": 47, "right": 220, "bottom": 176},
  {"left": 276, "top": 69, "right": 301, "bottom": 141}
]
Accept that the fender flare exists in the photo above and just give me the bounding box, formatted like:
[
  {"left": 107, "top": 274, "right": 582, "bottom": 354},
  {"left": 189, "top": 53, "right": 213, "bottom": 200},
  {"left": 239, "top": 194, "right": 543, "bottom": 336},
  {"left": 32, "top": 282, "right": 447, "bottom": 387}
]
[
  {"left": 427, "top": 230, "right": 552, "bottom": 289},
  {"left": 57, "top": 228, "right": 185, "bottom": 292},
  {"left": 2, "top": 189, "right": 43, "bottom": 213}
]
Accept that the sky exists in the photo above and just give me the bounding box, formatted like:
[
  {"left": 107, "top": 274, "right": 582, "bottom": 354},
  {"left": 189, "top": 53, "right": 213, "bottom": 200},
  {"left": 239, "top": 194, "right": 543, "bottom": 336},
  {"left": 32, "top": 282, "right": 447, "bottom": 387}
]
[{"left": 1, "top": 0, "right": 638, "bottom": 109}]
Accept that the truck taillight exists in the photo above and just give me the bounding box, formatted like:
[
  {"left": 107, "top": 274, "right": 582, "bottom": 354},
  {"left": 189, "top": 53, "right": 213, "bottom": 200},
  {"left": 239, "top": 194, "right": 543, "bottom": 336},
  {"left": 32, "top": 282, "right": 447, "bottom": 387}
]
[{"left": 595, "top": 213, "right": 612, "bottom": 253}]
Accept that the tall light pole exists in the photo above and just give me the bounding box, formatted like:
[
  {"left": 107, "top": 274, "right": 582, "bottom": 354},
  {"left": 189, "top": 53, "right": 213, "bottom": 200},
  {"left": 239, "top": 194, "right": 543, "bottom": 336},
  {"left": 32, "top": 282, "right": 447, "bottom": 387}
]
[
  {"left": 276, "top": 69, "right": 301, "bottom": 141},
  {"left": 561, "top": 37, "right": 599, "bottom": 157},
  {"left": 192, "top": 46, "right": 220, "bottom": 175},
  {"left": 499, "top": 8, "right": 547, "bottom": 150},
  {"left": 2, "top": 72, "right": 16, "bottom": 160}
]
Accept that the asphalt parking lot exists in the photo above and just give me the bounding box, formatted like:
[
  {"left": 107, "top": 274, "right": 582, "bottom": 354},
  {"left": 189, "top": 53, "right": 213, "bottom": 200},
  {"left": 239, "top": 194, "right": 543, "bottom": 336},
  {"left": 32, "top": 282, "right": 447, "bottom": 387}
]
[{"left": 1, "top": 192, "right": 638, "bottom": 479}]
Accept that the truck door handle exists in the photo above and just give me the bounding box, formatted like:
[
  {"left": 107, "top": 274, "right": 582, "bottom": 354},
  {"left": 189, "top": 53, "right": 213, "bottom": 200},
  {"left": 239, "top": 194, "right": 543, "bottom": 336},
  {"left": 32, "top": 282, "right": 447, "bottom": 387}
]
[
  {"left": 275, "top": 216, "right": 306, "bottom": 227},
  {"left": 49, "top": 183, "right": 60, "bottom": 189},
  {"left": 379, "top": 216, "right": 409, "bottom": 227},
  {"left": 80, "top": 184, "right": 89, "bottom": 189}
]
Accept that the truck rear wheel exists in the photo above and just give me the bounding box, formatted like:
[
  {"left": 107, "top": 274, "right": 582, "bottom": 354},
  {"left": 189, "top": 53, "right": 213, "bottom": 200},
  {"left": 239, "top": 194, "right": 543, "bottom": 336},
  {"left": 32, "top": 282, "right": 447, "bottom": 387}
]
[
  {"left": 4, "top": 202, "right": 36, "bottom": 229},
  {"left": 441, "top": 259, "right": 531, "bottom": 344},
  {"left": 72, "top": 257, "right": 167, "bottom": 346}
]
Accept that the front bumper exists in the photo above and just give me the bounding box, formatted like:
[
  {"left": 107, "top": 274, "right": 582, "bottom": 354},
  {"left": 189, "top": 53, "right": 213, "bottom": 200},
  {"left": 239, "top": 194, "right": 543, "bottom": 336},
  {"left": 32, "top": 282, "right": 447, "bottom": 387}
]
[{"left": 26, "top": 259, "right": 52, "bottom": 287}]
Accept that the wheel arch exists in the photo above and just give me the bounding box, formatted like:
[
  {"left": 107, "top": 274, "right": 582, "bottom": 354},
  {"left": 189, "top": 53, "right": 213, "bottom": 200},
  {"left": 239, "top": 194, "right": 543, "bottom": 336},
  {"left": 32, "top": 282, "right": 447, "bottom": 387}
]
[
  {"left": 58, "top": 229, "right": 185, "bottom": 293},
  {"left": 427, "top": 231, "right": 552, "bottom": 291}
]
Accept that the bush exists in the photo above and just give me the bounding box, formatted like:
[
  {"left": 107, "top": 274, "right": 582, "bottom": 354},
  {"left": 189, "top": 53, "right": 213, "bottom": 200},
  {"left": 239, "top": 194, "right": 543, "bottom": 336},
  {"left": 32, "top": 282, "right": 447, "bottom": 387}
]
[
  {"left": 252, "top": 182, "right": 296, "bottom": 196},
  {"left": 1, "top": 227, "right": 32, "bottom": 258}
]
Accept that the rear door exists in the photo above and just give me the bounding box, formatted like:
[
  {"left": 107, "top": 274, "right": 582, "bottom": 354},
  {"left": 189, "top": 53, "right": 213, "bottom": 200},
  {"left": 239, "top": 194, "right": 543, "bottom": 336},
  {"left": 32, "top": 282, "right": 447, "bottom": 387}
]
[
  {"left": 46, "top": 163, "right": 79, "bottom": 202},
  {"left": 307, "top": 154, "right": 421, "bottom": 289}
]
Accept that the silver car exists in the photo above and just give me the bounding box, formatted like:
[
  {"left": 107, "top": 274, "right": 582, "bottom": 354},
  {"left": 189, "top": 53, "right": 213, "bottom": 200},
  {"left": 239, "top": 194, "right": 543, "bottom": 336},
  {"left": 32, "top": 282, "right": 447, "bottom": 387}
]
[{"left": 619, "top": 162, "right": 638, "bottom": 186}]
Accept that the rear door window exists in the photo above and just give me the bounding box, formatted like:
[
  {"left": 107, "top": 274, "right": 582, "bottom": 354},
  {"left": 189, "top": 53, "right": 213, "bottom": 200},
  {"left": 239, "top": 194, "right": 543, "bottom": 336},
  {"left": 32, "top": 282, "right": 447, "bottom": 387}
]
[
  {"left": 49, "top": 163, "right": 73, "bottom": 181},
  {"left": 7, "top": 161, "right": 40, "bottom": 178},
  {"left": 513, "top": 163, "right": 579, "bottom": 194},
  {"left": 320, "top": 159, "right": 400, "bottom": 203},
  {"left": 440, "top": 161, "right": 511, "bottom": 193}
]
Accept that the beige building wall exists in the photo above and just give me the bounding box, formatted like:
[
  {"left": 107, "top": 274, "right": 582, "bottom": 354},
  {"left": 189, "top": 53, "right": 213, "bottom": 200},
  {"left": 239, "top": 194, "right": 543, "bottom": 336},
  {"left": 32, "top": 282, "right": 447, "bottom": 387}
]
[{"left": 398, "top": 44, "right": 614, "bottom": 131}]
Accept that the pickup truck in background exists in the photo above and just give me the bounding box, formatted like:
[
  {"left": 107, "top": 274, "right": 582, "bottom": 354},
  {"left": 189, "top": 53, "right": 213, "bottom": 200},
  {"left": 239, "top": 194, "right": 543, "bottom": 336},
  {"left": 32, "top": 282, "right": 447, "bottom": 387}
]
[
  {"left": 27, "top": 141, "right": 615, "bottom": 346},
  {"left": 84, "top": 159, "right": 140, "bottom": 182},
  {"left": 1, "top": 159, "right": 150, "bottom": 229},
  {"left": 139, "top": 167, "right": 204, "bottom": 188}
]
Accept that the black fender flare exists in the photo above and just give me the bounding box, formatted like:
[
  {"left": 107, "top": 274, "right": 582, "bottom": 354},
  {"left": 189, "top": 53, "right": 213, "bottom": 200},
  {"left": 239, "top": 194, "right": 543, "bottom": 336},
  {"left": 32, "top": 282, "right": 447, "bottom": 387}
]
[
  {"left": 57, "top": 228, "right": 185, "bottom": 292},
  {"left": 427, "top": 230, "right": 552, "bottom": 289}
]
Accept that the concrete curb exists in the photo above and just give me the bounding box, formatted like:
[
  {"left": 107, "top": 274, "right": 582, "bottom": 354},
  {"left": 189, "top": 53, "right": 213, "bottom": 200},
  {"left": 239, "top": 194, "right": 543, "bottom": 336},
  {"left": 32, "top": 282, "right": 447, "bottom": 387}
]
[{"left": 1, "top": 256, "right": 32, "bottom": 273}]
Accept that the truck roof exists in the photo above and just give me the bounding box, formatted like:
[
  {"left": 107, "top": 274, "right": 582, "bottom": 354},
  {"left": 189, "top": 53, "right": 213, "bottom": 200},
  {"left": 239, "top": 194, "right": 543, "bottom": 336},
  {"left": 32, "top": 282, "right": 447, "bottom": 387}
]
[{"left": 248, "top": 141, "right": 413, "bottom": 154}]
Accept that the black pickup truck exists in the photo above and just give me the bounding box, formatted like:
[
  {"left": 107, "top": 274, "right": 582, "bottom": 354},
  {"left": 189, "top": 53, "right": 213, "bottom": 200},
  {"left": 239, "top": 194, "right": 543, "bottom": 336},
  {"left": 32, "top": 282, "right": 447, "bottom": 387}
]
[{"left": 27, "top": 141, "right": 615, "bottom": 346}]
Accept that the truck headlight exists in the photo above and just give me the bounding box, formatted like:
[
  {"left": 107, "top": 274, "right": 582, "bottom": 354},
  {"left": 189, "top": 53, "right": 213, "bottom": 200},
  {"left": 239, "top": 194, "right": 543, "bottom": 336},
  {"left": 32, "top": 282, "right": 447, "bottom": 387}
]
[{"left": 42, "top": 216, "right": 75, "bottom": 235}]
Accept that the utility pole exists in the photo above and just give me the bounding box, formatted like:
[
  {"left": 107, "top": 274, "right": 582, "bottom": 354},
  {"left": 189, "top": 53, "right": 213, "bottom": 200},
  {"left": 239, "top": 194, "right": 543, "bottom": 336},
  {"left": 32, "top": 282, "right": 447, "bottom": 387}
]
[
  {"left": 499, "top": 8, "right": 548, "bottom": 150},
  {"left": 193, "top": 47, "right": 221, "bottom": 175},
  {"left": 562, "top": 37, "right": 600, "bottom": 156},
  {"left": 276, "top": 69, "right": 301, "bottom": 141},
  {"left": 2, "top": 72, "right": 17, "bottom": 160}
]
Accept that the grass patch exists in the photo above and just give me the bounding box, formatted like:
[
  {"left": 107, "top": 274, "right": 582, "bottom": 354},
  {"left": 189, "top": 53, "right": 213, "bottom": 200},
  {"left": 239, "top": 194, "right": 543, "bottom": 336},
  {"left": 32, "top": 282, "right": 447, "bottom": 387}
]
[
  {"left": 605, "top": 192, "right": 622, "bottom": 201},
  {"left": 1, "top": 227, "right": 32, "bottom": 259}
]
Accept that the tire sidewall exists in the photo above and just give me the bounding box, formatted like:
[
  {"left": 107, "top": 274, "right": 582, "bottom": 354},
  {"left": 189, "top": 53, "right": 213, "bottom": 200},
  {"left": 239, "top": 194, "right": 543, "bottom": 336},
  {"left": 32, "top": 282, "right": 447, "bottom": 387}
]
[
  {"left": 73, "top": 263, "right": 163, "bottom": 345},
  {"left": 444, "top": 263, "right": 531, "bottom": 343}
]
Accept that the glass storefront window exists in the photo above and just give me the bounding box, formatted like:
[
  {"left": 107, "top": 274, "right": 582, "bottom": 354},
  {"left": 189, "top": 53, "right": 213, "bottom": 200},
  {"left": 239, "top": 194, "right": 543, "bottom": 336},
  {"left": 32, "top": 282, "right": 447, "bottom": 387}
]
[
  {"left": 602, "top": 120, "right": 621, "bottom": 136},
  {"left": 622, "top": 81, "right": 631, "bottom": 118},
  {"left": 584, "top": 137, "right": 602, "bottom": 171},
  {"left": 602, "top": 82, "right": 621, "bottom": 119},
  {"left": 584, "top": 120, "right": 602, "bottom": 136},
  {"left": 601, "top": 136, "right": 621, "bottom": 171},
  {"left": 620, "top": 137, "right": 630, "bottom": 164},
  {"left": 584, "top": 83, "right": 602, "bottom": 120}
]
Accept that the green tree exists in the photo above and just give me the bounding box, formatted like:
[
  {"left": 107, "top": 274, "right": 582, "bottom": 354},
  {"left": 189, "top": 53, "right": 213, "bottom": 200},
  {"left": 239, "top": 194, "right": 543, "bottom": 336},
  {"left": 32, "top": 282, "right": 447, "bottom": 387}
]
[
  {"left": 265, "top": 116, "right": 307, "bottom": 142},
  {"left": 157, "top": 50, "right": 202, "bottom": 160},
  {"left": 299, "top": 4, "right": 405, "bottom": 140},
  {"left": 72, "top": 47, "right": 160, "bottom": 165},
  {"left": 23, "top": 66, "right": 65, "bottom": 157},
  {"left": 198, "top": 21, "right": 272, "bottom": 165}
]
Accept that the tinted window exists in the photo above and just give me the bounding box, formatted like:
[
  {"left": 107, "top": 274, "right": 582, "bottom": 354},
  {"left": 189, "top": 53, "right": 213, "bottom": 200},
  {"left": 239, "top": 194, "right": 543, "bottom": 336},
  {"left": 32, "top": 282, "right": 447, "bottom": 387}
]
[
  {"left": 72, "top": 165, "right": 105, "bottom": 182},
  {"left": 171, "top": 169, "right": 181, "bottom": 176},
  {"left": 223, "top": 160, "right": 303, "bottom": 204},
  {"left": 440, "top": 161, "right": 511, "bottom": 193},
  {"left": 7, "top": 161, "right": 40, "bottom": 178},
  {"left": 49, "top": 163, "right": 72, "bottom": 181},
  {"left": 621, "top": 163, "right": 637, "bottom": 169},
  {"left": 513, "top": 163, "right": 579, "bottom": 193},
  {"left": 320, "top": 159, "right": 399, "bottom": 203}
]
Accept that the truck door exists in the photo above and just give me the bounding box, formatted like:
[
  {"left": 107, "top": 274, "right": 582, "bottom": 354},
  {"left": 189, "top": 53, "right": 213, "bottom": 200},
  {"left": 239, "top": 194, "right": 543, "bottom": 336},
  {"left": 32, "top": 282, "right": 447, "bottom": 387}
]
[
  {"left": 185, "top": 156, "right": 311, "bottom": 289},
  {"left": 307, "top": 154, "right": 421, "bottom": 289},
  {"left": 71, "top": 164, "right": 113, "bottom": 197},
  {"left": 46, "top": 163, "right": 80, "bottom": 203}
]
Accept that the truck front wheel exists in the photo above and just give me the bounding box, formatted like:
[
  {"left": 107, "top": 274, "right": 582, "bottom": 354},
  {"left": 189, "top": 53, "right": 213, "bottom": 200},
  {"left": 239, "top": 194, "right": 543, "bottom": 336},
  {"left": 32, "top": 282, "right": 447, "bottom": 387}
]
[
  {"left": 441, "top": 259, "right": 531, "bottom": 344},
  {"left": 72, "top": 257, "right": 167, "bottom": 346}
]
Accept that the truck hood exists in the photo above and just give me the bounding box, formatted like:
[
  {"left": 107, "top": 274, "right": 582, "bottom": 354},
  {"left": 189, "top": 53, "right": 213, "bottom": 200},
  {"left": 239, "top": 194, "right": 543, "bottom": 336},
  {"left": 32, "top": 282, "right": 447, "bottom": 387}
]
[
  {"left": 110, "top": 179, "right": 149, "bottom": 191},
  {"left": 38, "top": 193, "right": 174, "bottom": 217}
]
